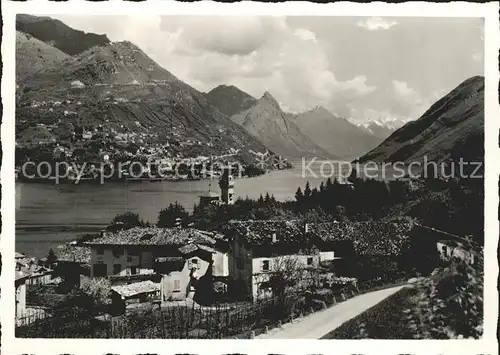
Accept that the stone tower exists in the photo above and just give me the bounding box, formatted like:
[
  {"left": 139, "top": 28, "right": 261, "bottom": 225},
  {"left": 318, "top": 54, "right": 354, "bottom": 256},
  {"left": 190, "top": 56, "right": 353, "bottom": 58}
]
[{"left": 219, "top": 166, "right": 235, "bottom": 205}]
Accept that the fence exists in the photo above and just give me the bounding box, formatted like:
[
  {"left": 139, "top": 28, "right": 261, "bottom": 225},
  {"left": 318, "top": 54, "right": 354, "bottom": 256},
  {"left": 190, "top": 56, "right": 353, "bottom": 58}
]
[
  {"left": 16, "top": 273, "right": 409, "bottom": 338},
  {"left": 16, "top": 307, "right": 50, "bottom": 327}
]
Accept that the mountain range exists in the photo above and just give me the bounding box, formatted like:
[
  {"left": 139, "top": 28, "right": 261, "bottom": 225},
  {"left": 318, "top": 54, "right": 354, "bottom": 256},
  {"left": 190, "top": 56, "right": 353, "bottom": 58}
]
[
  {"left": 358, "top": 75, "right": 484, "bottom": 164},
  {"left": 16, "top": 14, "right": 484, "bottom": 168},
  {"left": 290, "top": 107, "right": 382, "bottom": 160},
  {"left": 16, "top": 31, "right": 70, "bottom": 82},
  {"left": 15, "top": 20, "right": 272, "bottom": 166},
  {"left": 205, "top": 85, "right": 257, "bottom": 117},
  {"left": 230, "top": 92, "right": 334, "bottom": 159},
  {"left": 352, "top": 119, "right": 408, "bottom": 140},
  {"left": 207, "top": 85, "right": 386, "bottom": 160},
  {"left": 16, "top": 14, "right": 110, "bottom": 55}
]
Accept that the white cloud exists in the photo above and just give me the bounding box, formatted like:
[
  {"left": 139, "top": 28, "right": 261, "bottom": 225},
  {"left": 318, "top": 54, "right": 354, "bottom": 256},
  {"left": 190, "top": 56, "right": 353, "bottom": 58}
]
[
  {"left": 357, "top": 17, "right": 398, "bottom": 31},
  {"left": 46, "top": 15, "right": 481, "bottom": 126},
  {"left": 293, "top": 29, "right": 317, "bottom": 43},
  {"left": 392, "top": 80, "right": 421, "bottom": 100},
  {"left": 159, "top": 18, "right": 377, "bottom": 113},
  {"left": 161, "top": 17, "right": 285, "bottom": 56}
]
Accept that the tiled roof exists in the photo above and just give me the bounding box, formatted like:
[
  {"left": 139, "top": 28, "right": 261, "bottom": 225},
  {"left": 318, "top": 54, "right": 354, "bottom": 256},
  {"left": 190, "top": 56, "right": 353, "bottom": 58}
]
[
  {"left": 226, "top": 219, "right": 413, "bottom": 256},
  {"left": 16, "top": 261, "right": 53, "bottom": 277},
  {"left": 197, "top": 244, "right": 217, "bottom": 253},
  {"left": 178, "top": 243, "right": 217, "bottom": 255},
  {"left": 111, "top": 281, "right": 160, "bottom": 298},
  {"left": 15, "top": 271, "right": 30, "bottom": 282},
  {"left": 83, "top": 227, "right": 218, "bottom": 247},
  {"left": 178, "top": 243, "right": 199, "bottom": 255},
  {"left": 15, "top": 252, "right": 26, "bottom": 259},
  {"left": 225, "top": 219, "right": 306, "bottom": 246},
  {"left": 56, "top": 244, "right": 91, "bottom": 263},
  {"left": 155, "top": 256, "right": 184, "bottom": 263},
  {"left": 412, "top": 224, "right": 481, "bottom": 253}
]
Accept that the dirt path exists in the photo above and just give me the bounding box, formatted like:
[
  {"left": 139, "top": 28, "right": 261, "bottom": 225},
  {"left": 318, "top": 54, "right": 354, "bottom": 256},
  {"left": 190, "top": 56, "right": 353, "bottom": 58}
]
[{"left": 256, "top": 285, "right": 406, "bottom": 339}]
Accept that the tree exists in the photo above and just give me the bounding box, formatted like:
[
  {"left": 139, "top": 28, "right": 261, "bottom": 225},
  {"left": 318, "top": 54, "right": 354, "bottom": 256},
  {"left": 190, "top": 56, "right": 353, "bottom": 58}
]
[
  {"left": 157, "top": 202, "right": 190, "bottom": 228},
  {"left": 295, "top": 187, "right": 304, "bottom": 202},
  {"left": 265, "top": 255, "right": 305, "bottom": 307},
  {"left": 80, "top": 276, "right": 111, "bottom": 310},
  {"left": 110, "top": 212, "right": 145, "bottom": 230},
  {"left": 46, "top": 248, "right": 58, "bottom": 268},
  {"left": 304, "top": 181, "right": 312, "bottom": 198}
]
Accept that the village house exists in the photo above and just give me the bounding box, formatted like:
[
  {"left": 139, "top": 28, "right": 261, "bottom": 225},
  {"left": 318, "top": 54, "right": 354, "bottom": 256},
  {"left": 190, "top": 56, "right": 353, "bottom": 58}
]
[
  {"left": 83, "top": 227, "right": 229, "bottom": 302},
  {"left": 224, "top": 219, "right": 416, "bottom": 300},
  {"left": 15, "top": 271, "right": 29, "bottom": 319},
  {"left": 15, "top": 256, "right": 54, "bottom": 287},
  {"left": 55, "top": 244, "right": 92, "bottom": 287},
  {"left": 110, "top": 280, "right": 160, "bottom": 314},
  {"left": 224, "top": 220, "right": 342, "bottom": 300},
  {"left": 83, "top": 227, "right": 226, "bottom": 277},
  {"left": 410, "top": 224, "right": 481, "bottom": 265}
]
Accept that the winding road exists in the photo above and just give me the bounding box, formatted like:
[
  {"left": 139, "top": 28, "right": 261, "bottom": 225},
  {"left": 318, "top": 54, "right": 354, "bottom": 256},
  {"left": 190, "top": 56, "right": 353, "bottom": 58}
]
[{"left": 256, "top": 285, "right": 406, "bottom": 339}]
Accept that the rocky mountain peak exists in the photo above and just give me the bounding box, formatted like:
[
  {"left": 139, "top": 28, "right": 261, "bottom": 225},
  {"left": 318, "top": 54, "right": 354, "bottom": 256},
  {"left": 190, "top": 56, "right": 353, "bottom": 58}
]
[{"left": 260, "top": 91, "right": 280, "bottom": 109}]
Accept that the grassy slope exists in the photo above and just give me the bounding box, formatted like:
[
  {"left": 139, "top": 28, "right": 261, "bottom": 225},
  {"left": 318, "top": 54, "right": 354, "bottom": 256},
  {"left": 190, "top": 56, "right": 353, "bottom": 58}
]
[{"left": 322, "top": 262, "right": 483, "bottom": 339}]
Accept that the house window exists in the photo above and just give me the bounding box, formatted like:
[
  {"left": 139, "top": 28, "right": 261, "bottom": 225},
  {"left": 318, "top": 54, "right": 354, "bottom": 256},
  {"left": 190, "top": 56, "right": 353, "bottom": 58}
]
[
  {"left": 96, "top": 248, "right": 104, "bottom": 255},
  {"left": 307, "top": 257, "right": 313, "bottom": 266},
  {"left": 441, "top": 245, "right": 447, "bottom": 256},
  {"left": 173, "top": 279, "right": 181, "bottom": 292},
  {"left": 261, "top": 260, "right": 270, "bottom": 272},
  {"left": 113, "top": 264, "right": 122, "bottom": 275},
  {"left": 131, "top": 266, "right": 137, "bottom": 275},
  {"left": 93, "top": 263, "right": 107, "bottom": 277},
  {"left": 188, "top": 258, "right": 198, "bottom": 269},
  {"left": 127, "top": 250, "right": 138, "bottom": 262}
]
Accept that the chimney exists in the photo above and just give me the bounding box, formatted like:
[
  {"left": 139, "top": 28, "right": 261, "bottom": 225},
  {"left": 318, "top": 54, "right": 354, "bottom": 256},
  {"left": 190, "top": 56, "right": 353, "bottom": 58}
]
[
  {"left": 175, "top": 217, "right": 182, "bottom": 228},
  {"left": 272, "top": 233, "right": 277, "bottom": 243},
  {"left": 304, "top": 223, "right": 309, "bottom": 234}
]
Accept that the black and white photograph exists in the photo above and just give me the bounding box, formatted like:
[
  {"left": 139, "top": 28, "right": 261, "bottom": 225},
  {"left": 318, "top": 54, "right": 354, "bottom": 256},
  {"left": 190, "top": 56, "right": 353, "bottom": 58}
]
[{"left": 1, "top": 0, "right": 497, "bottom": 349}]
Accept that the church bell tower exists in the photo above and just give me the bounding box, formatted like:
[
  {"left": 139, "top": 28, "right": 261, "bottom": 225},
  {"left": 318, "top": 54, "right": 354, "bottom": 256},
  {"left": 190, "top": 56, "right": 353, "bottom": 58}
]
[{"left": 219, "top": 166, "right": 235, "bottom": 205}]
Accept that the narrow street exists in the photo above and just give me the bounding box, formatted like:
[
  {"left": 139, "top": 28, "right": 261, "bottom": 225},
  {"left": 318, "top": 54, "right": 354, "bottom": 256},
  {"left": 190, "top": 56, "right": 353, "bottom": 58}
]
[{"left": 256, "top": 285, "right": 406, "bottom": 339}]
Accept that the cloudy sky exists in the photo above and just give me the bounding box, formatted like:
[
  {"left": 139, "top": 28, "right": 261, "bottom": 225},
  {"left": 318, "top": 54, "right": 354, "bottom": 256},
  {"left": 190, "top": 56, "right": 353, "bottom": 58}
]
[{"left": 51, "top": 15, "right": 484, "bottom": 123}]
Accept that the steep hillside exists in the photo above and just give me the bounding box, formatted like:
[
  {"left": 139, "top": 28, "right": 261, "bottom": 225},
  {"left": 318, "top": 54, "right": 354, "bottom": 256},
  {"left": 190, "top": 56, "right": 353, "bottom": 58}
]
[
  {"left": 16, "top": 31, "right": 72, "bottom": 81},
  {"left": 16, "top": 40, "right": 273, "bottom": 164},
  {"left": 16, "top": 14, "right": 110, "bottom": 55},
  {"left": 291, "top": 106, "right": 381, "bottom": 160},
  {"left": 358, "top": 76, "right": 484, "bottom": 164},
  {"left": 205, "top": 85, "right": 257, "bottom": 117},
  {"left": 231, "top": 92, "right": 334, "bottom": 159}
]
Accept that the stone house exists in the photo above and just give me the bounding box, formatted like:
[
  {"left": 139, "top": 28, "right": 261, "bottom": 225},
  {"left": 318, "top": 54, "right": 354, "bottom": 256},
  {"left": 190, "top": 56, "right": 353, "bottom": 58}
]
[
  {"left": 224, "top": 220, "right": 340, "bottom": 300},
  {"left": 15, "top": 271, "right": 29, "bottom": 319}
]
